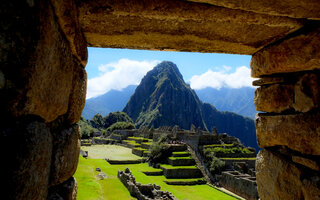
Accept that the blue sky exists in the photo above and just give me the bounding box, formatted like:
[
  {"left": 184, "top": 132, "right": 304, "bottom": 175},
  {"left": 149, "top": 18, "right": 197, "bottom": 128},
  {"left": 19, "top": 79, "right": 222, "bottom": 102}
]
[{"left": 86, "top": 47, "right": 254, "bottom": 99}]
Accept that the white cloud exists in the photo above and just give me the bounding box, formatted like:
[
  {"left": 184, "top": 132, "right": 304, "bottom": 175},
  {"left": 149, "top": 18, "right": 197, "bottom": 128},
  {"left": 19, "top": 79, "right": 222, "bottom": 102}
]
[
  {"left": 86, "top": 59, "right": 160, "bottom": 99},
  {"left": 189, "top": 66, "right": 255, "bottom": 90}
]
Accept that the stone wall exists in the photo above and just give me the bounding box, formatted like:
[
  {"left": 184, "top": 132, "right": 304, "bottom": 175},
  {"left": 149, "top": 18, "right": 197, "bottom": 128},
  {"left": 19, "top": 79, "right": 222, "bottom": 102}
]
[
  {"left": 0, "top": 0, "right": 87, "bottom": 199},
  {"left": 220, "top": 171, "right": 258, "bottom": 200},
  {"left": 118, "top": 168, "right": 176, "bottom": 200},
  {"left": 252, "top": 26, "right": 320, "bottom": 200}
]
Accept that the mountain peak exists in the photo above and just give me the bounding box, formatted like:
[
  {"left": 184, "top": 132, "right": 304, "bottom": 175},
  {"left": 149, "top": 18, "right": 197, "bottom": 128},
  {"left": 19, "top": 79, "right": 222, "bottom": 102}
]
[{"left": 152, "top": 61, "right": 184, "bottom": 80}]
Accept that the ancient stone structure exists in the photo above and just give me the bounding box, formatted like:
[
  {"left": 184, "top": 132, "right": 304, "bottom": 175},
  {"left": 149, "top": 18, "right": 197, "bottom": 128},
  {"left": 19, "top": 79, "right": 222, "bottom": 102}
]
[
  {"left": 1, "top": 0, "right": 319, "bottom": 199},
  {"left": 118, "top": 168, "right": 176, "bottom": 200},
  {"left": 220, "top": 171, "right": 258, "bottom": 200}
]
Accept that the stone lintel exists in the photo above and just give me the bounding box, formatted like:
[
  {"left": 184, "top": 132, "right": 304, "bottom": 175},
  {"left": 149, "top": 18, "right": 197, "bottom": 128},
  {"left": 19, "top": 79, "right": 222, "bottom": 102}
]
[
  {"left": 255, "top": 112, "right": 320, "bottom": 155},
  {"left": 77, "top": 0, "right": 303, "bottom": 55},
  {"left": 187, "top": 0, "right": 320, "bottom": 20}
]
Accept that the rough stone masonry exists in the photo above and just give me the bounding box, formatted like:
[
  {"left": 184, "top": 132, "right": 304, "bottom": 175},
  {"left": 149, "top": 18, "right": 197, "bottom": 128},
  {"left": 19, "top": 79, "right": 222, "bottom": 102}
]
[{"left": 1, "top": 0, "right": 319, "bottom": 199}]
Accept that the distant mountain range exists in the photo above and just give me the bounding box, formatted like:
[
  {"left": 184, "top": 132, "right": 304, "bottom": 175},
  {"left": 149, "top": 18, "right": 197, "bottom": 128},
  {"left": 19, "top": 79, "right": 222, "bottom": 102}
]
[
  {"left": 123, "top": 61, "right": 258, "bottom": 149},
  {"left": 82, "top": 86, "right": 256, "bottom": 120},
  {"left": 195, "top": 87, "right": 256, "bottom": 119},
  {"left": 82, "top": 85, "right": 136, "bottom": 119}
]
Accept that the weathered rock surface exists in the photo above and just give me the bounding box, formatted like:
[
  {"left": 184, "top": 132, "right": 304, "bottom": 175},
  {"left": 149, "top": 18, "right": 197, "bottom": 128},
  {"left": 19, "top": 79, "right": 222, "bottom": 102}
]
[
  {"left": 188, "top": 0, "right": 320, "bottom": 19},
  {"left": 48, "top": 177, "right": 77, "bottom": 200},
  {"left": 1, "top": 119, "right": 52, "bottom": 200},
  {"left": 254, "top": 84, "right": 294, "bottom": 113},
  {"left": 292, "top": 156, "right": 320, "bottom": 171},
  {"left": 254, "top": 72, "right": 320, "bottom": 113},
  {"left": 50, "top": 0, "right": 88, "bottom": 67},
  {"left": 251, "top": 27, "right": 320, "bottom": 77},
  {"left": 50, "top": 124, "right": 81, "bottom": 186},
  {"left": 252, "top": 76, "right": 287, "bottom": 86},
  {"left": 67, "top": 65, "right": 87, "bottom": 124},
  {"left": 77, "top": 0, "right": 303, "bottom": 54},
  {"left": 294, "top": 73, "right": 320, "bottom": 112},
  {"left": 302, "top": 176, "right": 320, "bottom": 200},
  {"left": 256, "top": 149, "right": 303, "bottom": 200},
  {"left": 1, "top": 0, "right": 87, "bottom": 123},
  {"left": 255, "top": 112, "right": 320, "bottom": 155}
]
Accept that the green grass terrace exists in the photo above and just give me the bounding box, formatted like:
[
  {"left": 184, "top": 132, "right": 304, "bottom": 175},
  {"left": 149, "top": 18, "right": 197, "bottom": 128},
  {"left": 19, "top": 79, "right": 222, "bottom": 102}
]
[{"left": 75, "top": 145, "right": 239, "bottom": 200}]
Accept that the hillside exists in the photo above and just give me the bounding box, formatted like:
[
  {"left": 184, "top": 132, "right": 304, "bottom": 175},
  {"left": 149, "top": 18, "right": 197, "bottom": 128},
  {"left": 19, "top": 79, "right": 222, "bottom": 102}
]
[
  {"left": 195, "top": 87, "right": 256, "bottom": 119},
  {"left": 123, "top": 61, "right": 207, "bottom": 130},
  {"left": 123, "top": 61, "right": 258, "bottom": 149},
  {"left": 82, "top": 85, "right": 136, "bottom": 119}
]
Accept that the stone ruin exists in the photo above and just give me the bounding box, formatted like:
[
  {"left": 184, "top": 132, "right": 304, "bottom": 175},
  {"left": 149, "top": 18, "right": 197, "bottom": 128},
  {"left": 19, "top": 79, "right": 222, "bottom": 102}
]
[
  {"left": 118, "top": 168, "right": 176, "bottom": 200},
  {"left": 220, "top": 171, "right": 258, "bottom": 200},
  {"left": 2, "top": 0, "right": 320, "bottom": 199}
]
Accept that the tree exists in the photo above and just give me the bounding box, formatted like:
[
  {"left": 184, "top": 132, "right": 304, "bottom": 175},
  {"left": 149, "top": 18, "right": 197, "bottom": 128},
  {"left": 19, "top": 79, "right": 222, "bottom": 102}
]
[{"left": 90, "top": 113, "right": 104, "bottom": 129}]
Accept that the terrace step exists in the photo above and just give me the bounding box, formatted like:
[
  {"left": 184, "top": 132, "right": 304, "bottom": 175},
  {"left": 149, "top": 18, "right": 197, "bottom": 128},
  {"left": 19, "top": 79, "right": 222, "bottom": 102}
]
[
  {"left": 171, "top": 151, "right": 190, "bottom": 157},
  {"left": 141, "top": 142, "right": 152, "bottom": 149},
  {"left": 168, "top": 144, "right": 187, "bottom": 152},
  {"left": 142, "top": 170, "right": 164, "bottom": 176},
  {"left": 168, "top": 156, "right": 195, "bottom": 166},
  {"left": 132, "top": 147, "right": 148, "bottom": 157},
  {"left": 122, "top": 140, "right": 141, "bottom": 149},
  {"left": 106, "top": 159, "right": 143, "bottom": 164},
  {"left": 127, "top": 136, "right": 149, "bottom": 144},
  {"left": 160, "top": 165, "right": 203, "bottom": 179},
  {"left": 163, "top": 178, "right": 206, "bottom": 185}
]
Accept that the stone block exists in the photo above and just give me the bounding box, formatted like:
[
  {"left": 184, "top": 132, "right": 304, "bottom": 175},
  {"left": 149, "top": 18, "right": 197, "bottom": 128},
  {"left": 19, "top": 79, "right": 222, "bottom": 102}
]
[
  {"left": 256, "top": 149, "right": 303, "bottom": 200},
  {"left": 50, "top": 124, "right": 81, "bottom": 186},
  {"left": 292, "top": 156, "right": 320, "bottom": 171},
  {"left": 293, "top": 73, "right": 320, "bottom": 112},
  {"left": 0, "top": 0, "right": 87, "bottom": 123},
  {"left": 252, "top": 76, "right": 287, "bottom": 86},
  {"left": 1, "top": 119, "right": 52, "bottom": 200},
  {"left": 1, "top": 1, "right": 74, "bottom": 122},
  {"left": 255, "top": 112, "right": 320, "bottom": 155},
  {"left": 254, "top": 84, "right": 294, "bottom": 113},
  {"left": 302, "top": 176, "right": 320, "bottom": 200},
  {"left": 48, "top": 177, "right": 78, "bottom": 200},
  {"left": 67, "top": 65, "right": 87, "bottom": 124},
  {"left": 50, "top": 0, "right": 88, "bottom": 66},
  {"left": 251, "top": 27, "right": 320, "bottom": 77}
]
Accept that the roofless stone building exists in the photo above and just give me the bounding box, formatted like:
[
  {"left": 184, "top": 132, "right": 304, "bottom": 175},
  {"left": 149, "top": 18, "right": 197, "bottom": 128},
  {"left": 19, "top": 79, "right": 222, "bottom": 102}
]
[{"left": 1, "top": 0, "right": 319, "bottom": 199}]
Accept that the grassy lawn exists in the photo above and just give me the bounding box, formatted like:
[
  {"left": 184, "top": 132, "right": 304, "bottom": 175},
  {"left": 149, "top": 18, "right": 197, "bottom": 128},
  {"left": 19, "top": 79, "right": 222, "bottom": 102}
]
[
  {"left": 75, "top": 145, "right": 237, "bottom": 200},
  {"left": 81, "top": 145, "right": 141, "bottom": 160}
]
